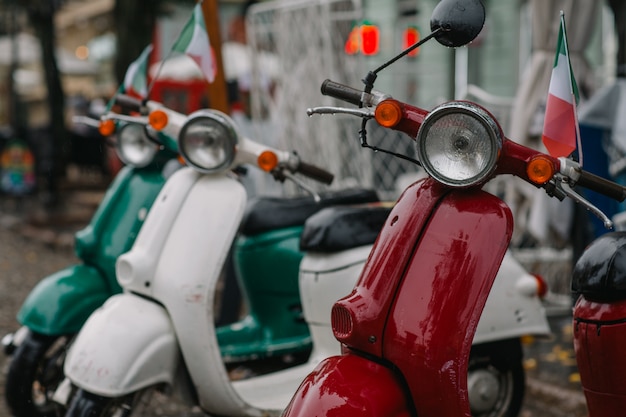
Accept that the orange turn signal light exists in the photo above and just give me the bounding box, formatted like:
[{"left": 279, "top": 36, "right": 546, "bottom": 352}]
[
  {"left": 258, "top": 151, "right": 279, "bottom": 172},
  {"left": 375, "top": 100, "right": 403, "bottom": 128},
  {"left": 98, "top": 119, "right": 116, "bottom": 136},
  {"left": 526, "top": 155, "right": 555, "bottom": 185},
  {"left": 149, "top": 110, "right": 168, "bottom": 131}
]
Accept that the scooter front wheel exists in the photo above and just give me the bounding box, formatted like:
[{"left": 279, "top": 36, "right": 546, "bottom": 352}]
[
  {"left": 5, "top": 330, "right": 72, "bottom": 417},
  {"left": 65, "top": 388, "right": 155, "bottom": 417}
]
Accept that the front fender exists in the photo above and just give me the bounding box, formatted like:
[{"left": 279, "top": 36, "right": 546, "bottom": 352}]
[
  {"left": 64, "top": 294, "right": 179, "bottom": 397},
  {"left": 17, "top": 264, "right": 113, "bottom": 335},
  {"left": 283, "top": 354, "right": 411, "bottom": 417}
]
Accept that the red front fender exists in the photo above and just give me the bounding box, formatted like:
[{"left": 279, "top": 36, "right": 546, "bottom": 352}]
[{"left": 283, "top": 354, "right": 411, "bottom": 417}]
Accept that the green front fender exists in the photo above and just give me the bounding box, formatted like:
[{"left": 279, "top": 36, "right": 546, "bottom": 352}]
[{"left": 17, "top": 264, "right": 113, "bottom": 335}]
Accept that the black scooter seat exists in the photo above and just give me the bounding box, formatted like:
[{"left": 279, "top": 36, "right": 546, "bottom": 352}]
[
  {"left": 572, "top": 231, "right": 626, "bottom": 301},
  {"left": 300, "top": 204, "right": 393, "bottom": 252},
  {"left": 240, "top": 188, "right": 379, "bottom": 236}
]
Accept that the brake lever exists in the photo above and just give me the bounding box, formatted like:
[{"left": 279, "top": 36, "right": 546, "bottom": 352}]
[
  {"left": 554, "top": 178, "right": 613, "bottom": 229},
  {"left": 306, "top": 106, "right": 374, "bottom": 118},
  {"left": 275, "top": 169, "right": 322, "bottom": 203}
]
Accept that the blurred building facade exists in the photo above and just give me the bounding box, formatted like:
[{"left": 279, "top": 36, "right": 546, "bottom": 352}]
[{"left": 0, "top": 0, "right": 618, "bottom": 134}]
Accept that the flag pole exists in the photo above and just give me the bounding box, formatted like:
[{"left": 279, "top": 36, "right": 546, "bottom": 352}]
[{"left": 200, "top": 0, "right": 230, "bottom": 114}]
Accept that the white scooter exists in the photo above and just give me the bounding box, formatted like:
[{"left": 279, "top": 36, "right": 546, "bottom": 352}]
[{"left": 54, "top": 105, "right": 550, "bottom": 417}]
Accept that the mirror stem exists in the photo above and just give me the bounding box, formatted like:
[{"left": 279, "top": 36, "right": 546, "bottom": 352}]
[{"left": 371, "top": 27, "right": 444, "bottom": 76}]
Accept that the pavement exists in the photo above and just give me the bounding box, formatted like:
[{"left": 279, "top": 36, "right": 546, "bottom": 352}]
[
  {"left": 521, "top": 315, "right": 588, "bottom": 417},
  {"left": 0, "top": 184, "right": 590, "bottom": 417}
]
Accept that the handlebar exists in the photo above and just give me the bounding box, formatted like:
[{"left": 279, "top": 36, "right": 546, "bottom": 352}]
[
  {"left": 557, "top": 157, "right": 626, "bottom": 202},
  {"left": 296, "top": 161, "right": 334, "bottom": 185},
  {"left": 577, "top": 169, "right": 626, "bottom": 202},
  {"left": 113, "top": 94, "right": 143, "bottom": 113},
  {"left": 321, "top": 79, "right": 364, "bottom": 106},
  {"left": 312, "top": 80, "right": 626, "bottom": 229}
]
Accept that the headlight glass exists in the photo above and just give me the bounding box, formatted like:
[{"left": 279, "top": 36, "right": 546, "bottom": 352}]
[
  {"left": 116, "top": 123, "right": 158, "bottom": 168},
  {"left": 179, "top": 110, "right": 238, "bottom": 173},
  {"left": 416, "top": 102, "right": 502, "bottom": 187}
]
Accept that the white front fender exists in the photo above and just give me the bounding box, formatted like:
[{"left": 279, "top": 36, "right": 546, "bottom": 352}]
[{"left": 64, "top": 293, "right": 180, "bottom": 397}]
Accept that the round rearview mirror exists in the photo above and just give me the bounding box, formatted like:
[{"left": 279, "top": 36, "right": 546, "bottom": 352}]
[{"left": 430, "top": 0, "right": 485, "bottom": 48}]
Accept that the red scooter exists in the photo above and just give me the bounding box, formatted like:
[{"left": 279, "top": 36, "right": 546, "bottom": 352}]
[{"left": 281, "top": 1, "right": 626, "bottom": 416}]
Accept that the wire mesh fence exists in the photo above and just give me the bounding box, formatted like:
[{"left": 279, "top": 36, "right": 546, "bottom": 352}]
[
  {"left": 245, "top": 0, "right": 426, "bottom": 200},
  {"left": 244, "top": 0, "right": 577, "bottom": 304}
]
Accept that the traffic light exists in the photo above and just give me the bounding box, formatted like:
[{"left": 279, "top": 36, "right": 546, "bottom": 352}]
[
  {"left": 344, "top": 21, "right": 380, "bottom": 56},
  {"left": 403, "top": 26, "right": 420, "bottom": 57},
  {"left": 360, "top": 22, "right": 379, "bottom": 56}
]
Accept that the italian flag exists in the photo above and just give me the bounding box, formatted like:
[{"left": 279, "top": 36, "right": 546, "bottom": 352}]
[
  {"left": 172, "top": 3, "right": 216, "bottom": 83},
  {"left": 541, "top": 14, "right": 580, "bottom": 158},
  {"left": 122, "top": 44, "right": 153, "bottom": 98}
]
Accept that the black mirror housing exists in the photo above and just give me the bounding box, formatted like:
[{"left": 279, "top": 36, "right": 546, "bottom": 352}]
[{"left": 430, "top": 0, "right": 485, "bottom": 47}]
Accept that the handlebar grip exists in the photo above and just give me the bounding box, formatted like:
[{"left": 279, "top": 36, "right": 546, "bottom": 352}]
[
  {"left": 297, "top": 161, "right": 334, "bottom": 185},
  {"left": 578, "top": 170, "right": 626, "bottom": 202},
  {"left": 321, "top": 79, "right": 363, "bottom": 106},
  {"left": 114, "top": 94, "right": 143, "bottom": 112}
]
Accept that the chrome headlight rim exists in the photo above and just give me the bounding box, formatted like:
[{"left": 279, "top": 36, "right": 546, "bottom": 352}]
[
  {"left": 115, "top": 122, "right": 159, "bottom": 168},
  {"left": 416, "top": 101, "right": 503, "bottom": 188},
  {"left": 178, "top": 110, "right": 239, "bottom": 174}
]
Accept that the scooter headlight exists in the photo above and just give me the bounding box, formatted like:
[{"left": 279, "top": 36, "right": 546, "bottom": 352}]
[
  {"left": 179, "top": 110, "right": 238, "bottom": 173},
  {"left": 116, "top": 123, "right": 159, "bottom": 168},
  {"left": 416, "top": 101, "right": 502, "bottom": 187}
]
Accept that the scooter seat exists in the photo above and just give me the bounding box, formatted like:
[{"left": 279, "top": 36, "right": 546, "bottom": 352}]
[
  {"left": 572, "top": 231, "right": 626, "bottom": 301},
  {"left": 240, "top": 188, "right": 379, "bottom": 236},
  {"left": 299, "top": 204, "right": 392, "bottom": 252}
]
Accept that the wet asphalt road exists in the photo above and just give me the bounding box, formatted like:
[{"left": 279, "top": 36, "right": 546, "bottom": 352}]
[
  {"left": 0, "top": 212, "right": 78, "bottom": 417},
  {"left": 0, "top": 199, "right": 589, "bottom": 417}
]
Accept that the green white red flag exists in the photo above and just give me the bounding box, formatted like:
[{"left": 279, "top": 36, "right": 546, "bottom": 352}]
[
  {"left": 122, "top": 44, "right": 153, "bottom": 98},
  {"left": 171, "top": 2, "right": 216, "bottom": 83},
  {"left": 541, "top": 13, "right": 580, "bottom": 159}
]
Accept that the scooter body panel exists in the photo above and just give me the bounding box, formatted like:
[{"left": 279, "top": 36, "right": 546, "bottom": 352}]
[
  {"left": 310, "top": 180, "right": 512, "bottom": 417},
  {"left": 66, "top": 168, "right": 249, "bottom": 413},
  {"left": 63, "top": 293, "right": 179, "bottom": 397},
  {"left": 17, "top": 165, "right": 167, "bottom": 334},
  {"left": 383, "top": 189, "right": 512, "bottom": 417},
  {"left": 282, "top": 354, "right": 411, "bottom": 417},
  {"left": 75, "top": 164, "right": 167, "bottom": 290},
  {"left": 301, "top": 244, "right": 548, "bottom": 352},
  {"left": 473, "top": 250, "right": 550, "bottom": 344},
  {"left": 114, "top": 168, "right": 255, "bottom": 415},
  {"left": 332, "top": 179, "right": 446, "bottom": 357},
  {"left": 217, "top": 226, "right": 311, "bottom": 361},
  {"left": 16, "top": 265, "right": 111, "bottom": 335},
  {"left": 573, "top": 297, "right": 626, "bottom": 415},
  {"left": 299, "top": 245, "right": 373, "bottom": 360}
]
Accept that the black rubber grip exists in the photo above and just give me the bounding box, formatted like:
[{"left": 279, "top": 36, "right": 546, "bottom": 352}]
[
  {"left": 298, "top": 161, "right": 334, "bottom": 185},
  {"left": 578, "top": 170, "right": 626, "bottom": 202},
  {"left": 114, "top": 94, "right": 142, "bottom": 112},
  {"left": 321, "top": 79, "right": 363, "bottom": 106}
]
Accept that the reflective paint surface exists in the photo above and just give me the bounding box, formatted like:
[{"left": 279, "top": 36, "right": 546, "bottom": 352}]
[{"left": 282, "top": 354, "right": 411, "bottom": 417}]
